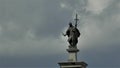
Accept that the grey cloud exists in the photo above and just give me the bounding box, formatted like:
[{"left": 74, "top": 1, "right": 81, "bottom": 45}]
[
  {"left": 77, "top": 0, "right": 120, "bottom": 67},
  {"left": 0, "top": 0, "right": 119, "bottom": 68}
]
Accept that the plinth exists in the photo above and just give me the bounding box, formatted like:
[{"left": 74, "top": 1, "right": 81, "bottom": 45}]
[{"left": 58, "top": 46, "right": 87, "bottom": 68}]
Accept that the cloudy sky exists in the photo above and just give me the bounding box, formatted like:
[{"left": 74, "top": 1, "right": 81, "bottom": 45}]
[{"left": 0, "top": 0, "right": 120, "bottom": 68}]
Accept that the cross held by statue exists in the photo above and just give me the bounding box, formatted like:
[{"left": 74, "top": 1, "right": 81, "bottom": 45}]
[{"left": 74, "top": 14, "right": 79, "bottom": 28}]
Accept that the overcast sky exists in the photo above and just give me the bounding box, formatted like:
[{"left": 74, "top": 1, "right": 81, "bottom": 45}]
[{"left": 0, "top": 0, "right": 120, "bottom": 68}]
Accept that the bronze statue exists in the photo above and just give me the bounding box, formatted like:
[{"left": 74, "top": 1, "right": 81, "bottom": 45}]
[
  {"left": 63, "top": 14, "right": 80, "bottom": 47},
  {"left": 63, "top": 22, "right": 80, "bottom": 47}
]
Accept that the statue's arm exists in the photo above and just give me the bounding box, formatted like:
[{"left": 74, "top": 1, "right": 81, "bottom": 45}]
[
  {"left": 66, "top": 29, "right": 70, "bottom": 36},
  {"left": 62, "top": 32, "right": 66, "bottom": 36},
  {"left": 62, "top": 29, "right": 70, "bottom": 37}
]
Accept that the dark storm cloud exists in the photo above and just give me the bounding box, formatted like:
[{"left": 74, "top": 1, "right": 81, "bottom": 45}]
[
  {"left": 0, "top": 0, "right": 120, "bottom": 68},
  {"left": 0, "top": 0, "right": 83, "bottom": 40},
  {"left": 77, "top": 0, "right": 120, "bottom": 68},
  {"left": 0, "top": 0, "right": 44, "bottom": 40},
  {"left": 0, "top": 0, "right": 75, "bottom": 67}
]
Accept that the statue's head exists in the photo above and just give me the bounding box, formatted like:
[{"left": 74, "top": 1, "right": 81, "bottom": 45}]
[{"left": 69, "top": 22, "right": 73, "bottom": 27}]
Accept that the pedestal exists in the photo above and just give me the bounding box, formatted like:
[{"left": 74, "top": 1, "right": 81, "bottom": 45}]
[
  {"left": 58, "top": 61, "right": 87, "bottom": 68},
  {"left": 67, "top": 46, "right": 79, "bottom": 62},
  {"left": 58, "top": 46, "right": 88, "bottom": 68}
]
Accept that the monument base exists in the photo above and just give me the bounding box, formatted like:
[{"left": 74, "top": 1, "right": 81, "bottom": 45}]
[
  {"left": 58, "top": 46, "right": 87, "bottom": 68},
  {"left": 58, "top": 61, "right": 87, "bottom": 68},
  {"left": 66, "top": 47, "right": 79, "bottom": 62}
]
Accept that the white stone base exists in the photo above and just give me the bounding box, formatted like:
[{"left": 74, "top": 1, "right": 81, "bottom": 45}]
[
  {"left": 68, "top": 52, "right": 77, "bottom": 62},
  {"left": 67, "top": 47, "right": 79, "bottom": 62}
]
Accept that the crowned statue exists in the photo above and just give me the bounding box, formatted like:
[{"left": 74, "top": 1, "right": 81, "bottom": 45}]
[{"left": 63, "top": 14, "right": 80, "bottom": 48}]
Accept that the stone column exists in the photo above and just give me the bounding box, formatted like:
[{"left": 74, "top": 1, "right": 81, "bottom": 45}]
[
  {"left": 58, "top": 46, "right": 88, "bottom": 68},
  {"left": 67, "top": 46, "right": 79, "bottom": 62}
]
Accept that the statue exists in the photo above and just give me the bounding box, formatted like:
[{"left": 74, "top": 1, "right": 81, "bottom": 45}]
[
  {"left": 63, "top": 14, "right": 80, "bottom": 48},
  {"left": 63, "top": 22, "right": 80, "bottom": 47},
  {"left": 58, "top": 14, "right": 88, "bottom": 68}
]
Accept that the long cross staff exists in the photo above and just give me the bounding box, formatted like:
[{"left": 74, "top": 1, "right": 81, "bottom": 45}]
[{"left": 74, "top": 14, "right": 79, "bottom": 28}]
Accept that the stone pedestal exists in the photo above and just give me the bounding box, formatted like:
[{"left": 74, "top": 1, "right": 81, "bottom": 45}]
[
  {"left": 58, "top": 46, "right": 88, "bottom": 68},
  {"left": 58, "top": 61, "right": 87, "bottom": 68},
  {"left": 67, "top": 46, "right": 79, "bottom": 62}
]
